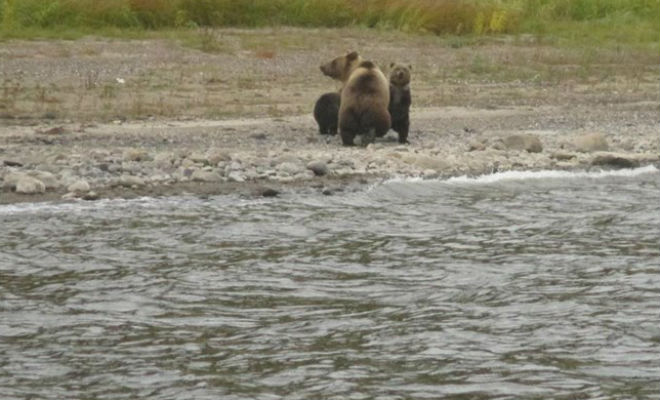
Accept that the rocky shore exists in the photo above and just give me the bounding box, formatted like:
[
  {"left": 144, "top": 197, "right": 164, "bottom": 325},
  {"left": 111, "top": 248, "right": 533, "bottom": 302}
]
[
  {"left": 1, "top": 101, "right": 658, "bottom": 205},
  {"left": 1, "top": 33, "right": 658, "bottom": 205}
]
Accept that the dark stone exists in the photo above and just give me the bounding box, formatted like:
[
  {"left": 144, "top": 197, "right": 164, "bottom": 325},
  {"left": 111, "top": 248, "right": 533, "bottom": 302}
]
[
  {"left": 591, "top": 154, "right": 640, "bottom": 169},
  {"left": 3, "top": 160, "right": 23, "bottom": 167},
  {"left": 260, "top": 187, "right": 279, "bottom": 197}
]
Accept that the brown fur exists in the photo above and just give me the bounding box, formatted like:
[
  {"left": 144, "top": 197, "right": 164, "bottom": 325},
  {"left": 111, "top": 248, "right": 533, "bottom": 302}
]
[
  {"left": 388, "top": 63, "right": 412, "bottom": 144},
  {"left": 319, "top": 51, "right": 363, "bottom": 83},
  {"left": 321, "top": 52, "right": 390, "bottom": 146},
  {"left": 313, "top": 92, "right": 340, "bottom": 136}
]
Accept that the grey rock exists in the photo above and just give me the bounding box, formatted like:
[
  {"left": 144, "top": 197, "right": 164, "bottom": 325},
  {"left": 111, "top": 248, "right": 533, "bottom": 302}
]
[
  {"left": 15, "top": 176, "right": 46, "bottom": 194},
  {"left": 468, "top": 140, "right": 486, "bottom": 152},
  {"left": 107, "top": 163, "right": 122, "bottom": 173},
  {"left": 402, "top": 155, "right": 450, "bottom": 171},
  {"left": 227, "top": 171, "right": 245, "bottom": 182},
  {"left": 573, "top": 132, "right": 609, "bottom": 152},
  {"left": 2, "top": 172, "right": 27, "bottom": 190},
  {"left": 306, "top": 161, "right": 329, "bottom": 176},
  {"left": 123, "top": 148, "right": 152, "bottom": 162},
  {"left": 277, "top": 161, "right": 303, "bottom": 176},
  {"left": 503, "top": 134, "right": 543, "bottom": 153},
  {"left": 207, "top": 151, "right": 232, "bottom": 166},
  {"left": 67, "top": 179, "right": 91, "bottom": 193},
  {"left": 422, "top": 169, "right": 440, "bottom": 179},
  {"left": 551, "top": 152, "right": 577, "bottom": 161},
  {"left": 188, "top": 152, "right": 211, "bottom": 165},
  {"left": 192, "top": 169, "right": 222, "bottom": 182},
  {"left": 119, "top": 175, "right": 145, "bottom": 187},
  {"left": 153, "top": 153, "right": 174, "bottom": 168},
  {"left": 180, "top": 158, "right": 199, "bottom": 168}
]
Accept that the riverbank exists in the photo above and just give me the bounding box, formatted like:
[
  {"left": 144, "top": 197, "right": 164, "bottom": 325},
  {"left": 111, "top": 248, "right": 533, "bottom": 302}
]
[
  {"left": 1, "top": 30, "right": 658, "bottom": 204},
  {"left": 2, "top": 101, "right": 658, "bottom": 205}
]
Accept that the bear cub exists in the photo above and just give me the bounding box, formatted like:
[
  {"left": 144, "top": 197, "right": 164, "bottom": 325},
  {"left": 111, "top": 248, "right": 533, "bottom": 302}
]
[
  {"left": 313, "top": 92, "right": 340, "bottom": 136},
  {"left": 320, "top": 51, "right": 390, "bottom": 146},
  {"left": 388, "top": 63, "right": 412, "bottom": 144}
]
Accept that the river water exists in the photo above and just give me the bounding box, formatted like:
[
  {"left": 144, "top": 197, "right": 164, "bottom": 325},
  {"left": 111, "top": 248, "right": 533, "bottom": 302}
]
[{"left": 1, "top": 166, "right": 659, "bottom": 399}]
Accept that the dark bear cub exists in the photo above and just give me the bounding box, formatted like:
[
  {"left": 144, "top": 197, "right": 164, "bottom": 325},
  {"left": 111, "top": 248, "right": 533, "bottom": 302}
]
[
  {"left": 388, "top": 63, "right": 412, "bottom": 144},
  {"left": 313, "top": 92, "right": 340, "bottom": 136}
]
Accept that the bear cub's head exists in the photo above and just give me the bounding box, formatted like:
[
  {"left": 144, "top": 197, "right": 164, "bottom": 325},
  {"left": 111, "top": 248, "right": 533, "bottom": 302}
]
[
  {"left": 389, "top": 63, "right": 411, "bottom": 87},
  {"left": 320, "top": 51, "right": 364, "bottom": 83}
]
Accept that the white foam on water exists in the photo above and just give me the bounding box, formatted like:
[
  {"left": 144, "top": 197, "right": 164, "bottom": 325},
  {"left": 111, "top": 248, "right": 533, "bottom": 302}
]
[
  {"left": 445, "top": 165, "right": 658, "bottom": 184},
  {"left": 0, "top": 196, "right": 163, "bottom": 216}
]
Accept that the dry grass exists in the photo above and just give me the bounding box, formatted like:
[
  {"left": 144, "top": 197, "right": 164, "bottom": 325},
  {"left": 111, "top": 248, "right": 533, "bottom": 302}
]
[
  {"left": 1, "top": 0, "right": 657, "bottom": 43},
  {"left": 0, "top": 28, "right": 657, "bottom": 123}
]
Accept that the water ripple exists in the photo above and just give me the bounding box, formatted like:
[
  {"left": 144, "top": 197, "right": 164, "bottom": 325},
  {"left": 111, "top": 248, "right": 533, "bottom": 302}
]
[{"left": 1, "top": 169, "right": 659, "bottom": 399}]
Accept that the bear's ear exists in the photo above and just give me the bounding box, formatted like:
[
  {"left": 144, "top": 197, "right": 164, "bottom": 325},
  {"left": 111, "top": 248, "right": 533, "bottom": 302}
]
[
  {"left": 390, "top": 62, "right": 395, "bottom": 68},
  {"left": 408, "top": 65, "right": 413, "bottom": 71},
  {"left": 347, "top": 51, "right": 359, "bottom": 60}
]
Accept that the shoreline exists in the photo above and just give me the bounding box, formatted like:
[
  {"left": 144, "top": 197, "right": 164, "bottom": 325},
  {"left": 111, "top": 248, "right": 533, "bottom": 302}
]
[
  {"left": 1, "top": 33, "right": 658, "bottom": 205},
  {"left": 2, "top": 159, "right": 658, "bottom": 207},
  {"left": 2, "top": 103, "right": 658, "bottom": 206}
]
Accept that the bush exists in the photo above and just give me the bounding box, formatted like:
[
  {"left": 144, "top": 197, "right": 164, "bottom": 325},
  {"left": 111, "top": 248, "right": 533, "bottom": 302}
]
[{"left": 0, "top": 0, "right": 657, "bottom": 39}]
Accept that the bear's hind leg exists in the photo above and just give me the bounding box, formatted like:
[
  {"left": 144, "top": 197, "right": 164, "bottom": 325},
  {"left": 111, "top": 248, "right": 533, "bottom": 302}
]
[
  {"left": 396, "top": 117, "right": 410, "bottom": 144},
  {"left": 339, "top": 108, "right": 359, "bottom": 146}
]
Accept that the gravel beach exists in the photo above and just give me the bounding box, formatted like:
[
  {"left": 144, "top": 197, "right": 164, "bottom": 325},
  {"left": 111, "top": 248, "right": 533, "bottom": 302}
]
[{"left": 1, "top": 29, "right": 658, "bottom": 204}]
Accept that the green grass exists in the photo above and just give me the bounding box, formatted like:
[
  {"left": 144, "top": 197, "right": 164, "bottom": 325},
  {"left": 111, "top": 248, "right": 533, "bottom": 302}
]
[{"left": 1, "top": 0, "right": 658, "bottom": 47}]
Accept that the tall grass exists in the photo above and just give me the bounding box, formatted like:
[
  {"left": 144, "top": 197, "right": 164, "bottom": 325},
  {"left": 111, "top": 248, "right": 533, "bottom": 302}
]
[{"left": 1, "top": 0, "right": 658, "bottom": 41}]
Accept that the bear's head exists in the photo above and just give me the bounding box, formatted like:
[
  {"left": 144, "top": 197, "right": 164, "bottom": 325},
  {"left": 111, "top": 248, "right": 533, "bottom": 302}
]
[
  {"left": 389, "top": 63, "right": 411, "bottom": 87},
  {"left": 320, "top": 51, "right": 363, "bottom": 83}
]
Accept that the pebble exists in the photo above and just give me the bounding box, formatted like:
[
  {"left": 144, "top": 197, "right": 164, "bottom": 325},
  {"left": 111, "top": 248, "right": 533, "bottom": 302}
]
[
  {"left": 119, "top": 175, "right": 145, "bottom": 187},
  {"left": 503, "top": 134, "right": 543, "bottom": 153},
  {"left": 82, "top": 191, "right": 100, "bottom": 201},
  {"left": 208, "top": 151, "right": 232, "bottom": 165},
  {"left": 67, "top": 179, "right": 91, "bottom": 193},
  {"left": 402, "top": 155, "right": 450, "bottom": 171},
  {"left": 188, "top": 152, "right": 209, "bottom": 165},
  {"left": 306, "top": 160, "right": 329, "bottom": 176},
  {"left": 227, "top": 171, "right": 245, "bottom": 182},
  {"left": 192, "top": 169, "right": 222, "bottom": 182},
  {"left": 573, "top": 132, "right": 609, "bottom": 152},
  {"left": 29, "top": 171, "right": 60, "bottom": 190},
  {"left": 468, "top": 140, "right": 486, "bottom": 152},
  {"left": 277, "top": 161, "right": 303, "bottom": 176},
  {"left": 123, "top": 148, "right": 151, "bottom": 162},
  {"left": 551, "top": 152, "right": 577, "bottom": 161}
]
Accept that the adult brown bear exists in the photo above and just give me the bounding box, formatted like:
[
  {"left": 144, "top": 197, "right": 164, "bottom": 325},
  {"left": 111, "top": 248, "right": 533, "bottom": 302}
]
[{"left": 320, "top": 52, "right": 390, "bottom": 146}]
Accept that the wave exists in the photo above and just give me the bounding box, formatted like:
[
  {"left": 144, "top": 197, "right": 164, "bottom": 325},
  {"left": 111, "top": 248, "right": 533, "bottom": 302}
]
[
  {"left": 445, "top": 165, "right": 658, "bottom": 185},
  {"left": 0, "top": 196, "right": 170, "bottom": 216}
]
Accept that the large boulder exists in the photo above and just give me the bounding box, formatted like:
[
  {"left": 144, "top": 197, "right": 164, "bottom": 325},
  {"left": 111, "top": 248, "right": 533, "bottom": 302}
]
[{"left": 15, "top": 176, "right": 46, "bottom": 194}]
